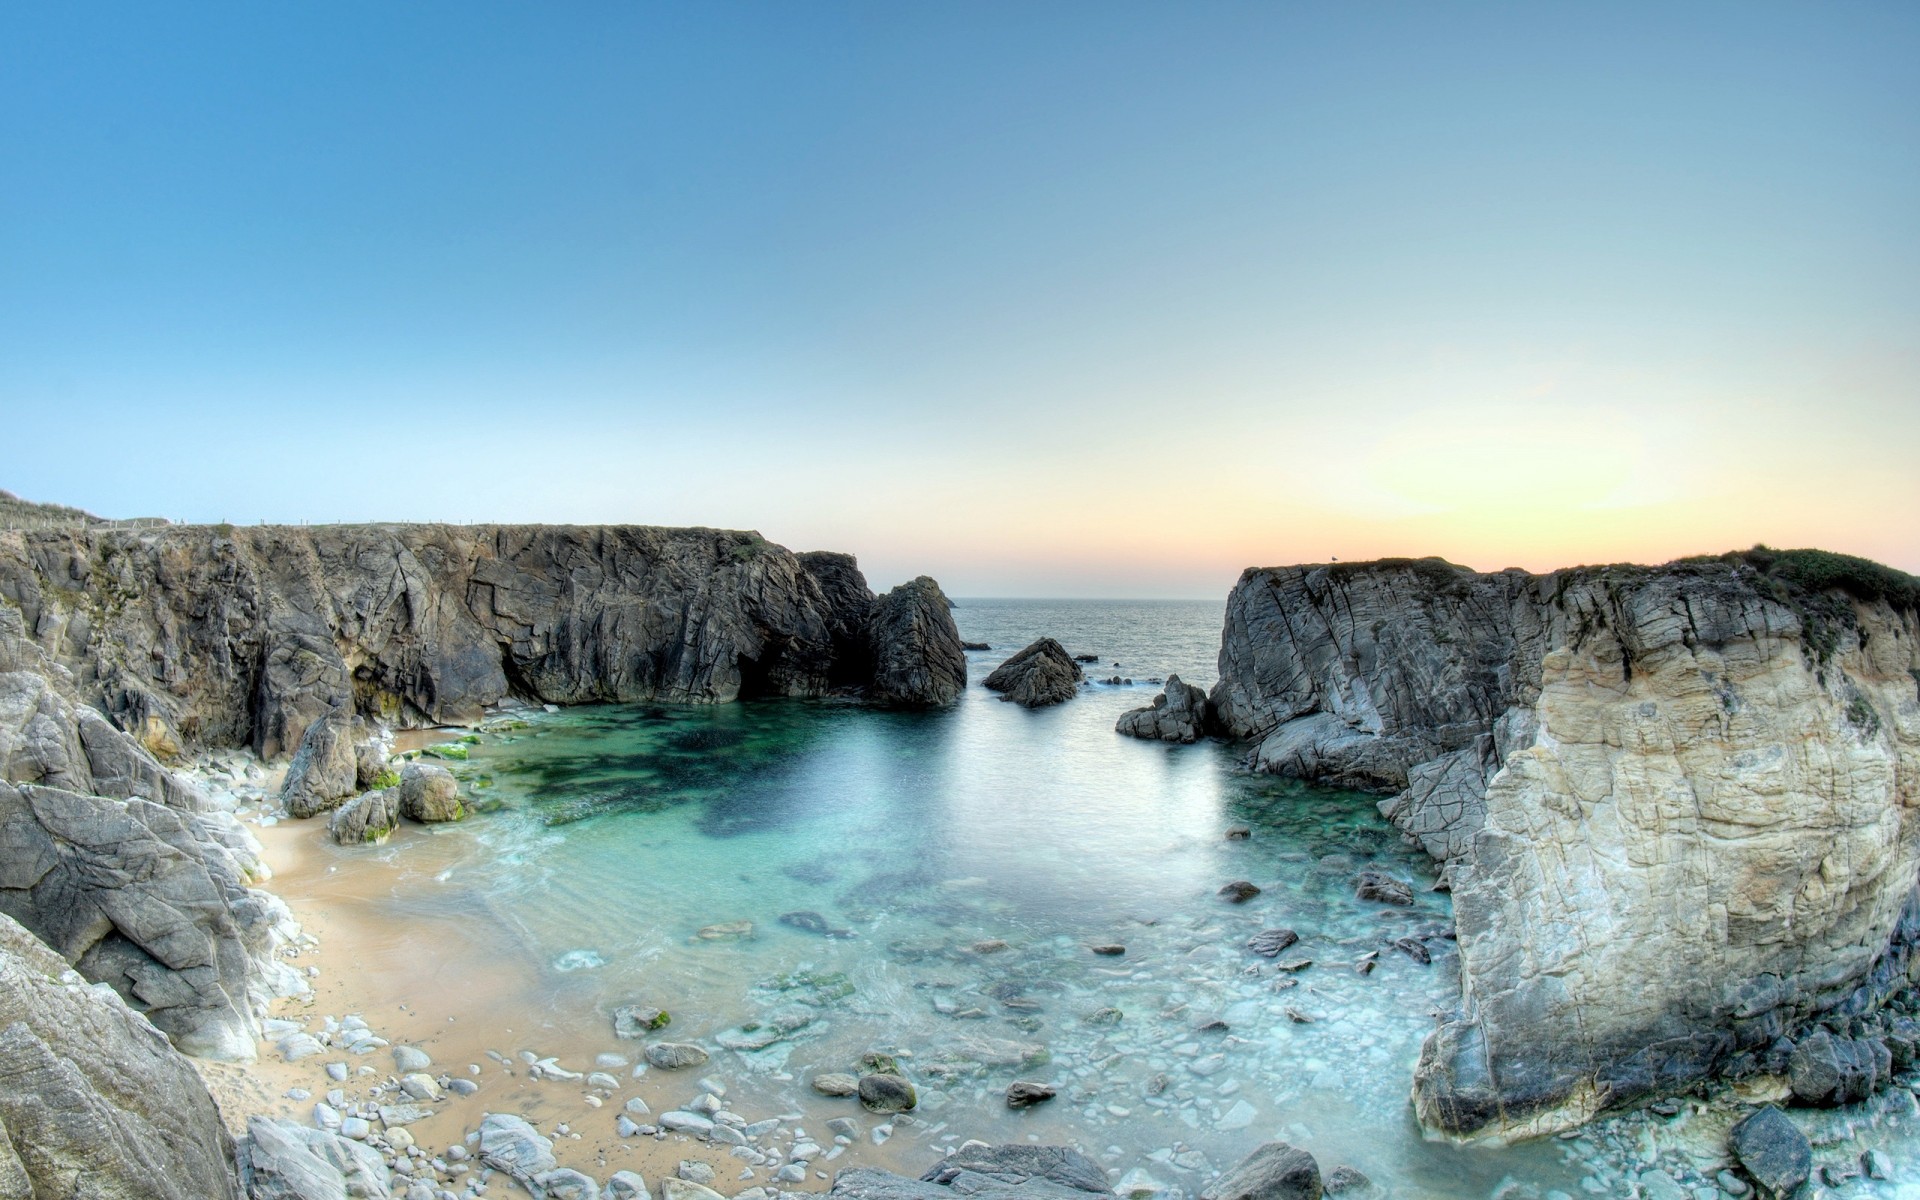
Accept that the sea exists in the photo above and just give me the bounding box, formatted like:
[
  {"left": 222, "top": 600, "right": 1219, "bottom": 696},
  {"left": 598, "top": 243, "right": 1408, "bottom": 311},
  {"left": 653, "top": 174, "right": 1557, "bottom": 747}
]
[{"left": 295, "top": 599, "right": 1920, "bottom": 1198}]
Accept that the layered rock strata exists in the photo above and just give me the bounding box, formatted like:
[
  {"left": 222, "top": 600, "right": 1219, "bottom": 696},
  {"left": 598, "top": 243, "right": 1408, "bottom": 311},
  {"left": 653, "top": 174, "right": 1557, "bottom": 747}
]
[{"left": 1209, "top": 551, "right": 1920, "bottom": 1141}]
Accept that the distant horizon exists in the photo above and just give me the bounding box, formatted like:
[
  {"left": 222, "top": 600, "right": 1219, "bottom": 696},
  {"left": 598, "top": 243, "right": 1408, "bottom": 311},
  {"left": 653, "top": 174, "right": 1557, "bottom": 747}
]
[{"left": 4, "top": 4, "right": 1915, "bottom": 595}]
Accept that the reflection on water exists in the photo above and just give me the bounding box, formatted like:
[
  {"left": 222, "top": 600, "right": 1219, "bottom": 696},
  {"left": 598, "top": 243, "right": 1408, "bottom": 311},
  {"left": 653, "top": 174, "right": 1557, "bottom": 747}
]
[{"left": 328, "top": 600, "right": 1920, "bottom": 1198}]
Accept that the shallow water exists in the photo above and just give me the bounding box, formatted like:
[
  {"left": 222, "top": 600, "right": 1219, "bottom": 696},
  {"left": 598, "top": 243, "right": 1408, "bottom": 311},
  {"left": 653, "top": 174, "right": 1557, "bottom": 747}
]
[{"left": 282, "top": 600, "right": 1920, "bottom": 1198}]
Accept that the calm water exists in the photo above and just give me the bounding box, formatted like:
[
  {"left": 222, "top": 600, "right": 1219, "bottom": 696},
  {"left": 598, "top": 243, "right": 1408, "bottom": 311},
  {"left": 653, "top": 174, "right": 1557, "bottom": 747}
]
[{"left": 357, "top": 600, "right": 1920, "bottom": 1198}]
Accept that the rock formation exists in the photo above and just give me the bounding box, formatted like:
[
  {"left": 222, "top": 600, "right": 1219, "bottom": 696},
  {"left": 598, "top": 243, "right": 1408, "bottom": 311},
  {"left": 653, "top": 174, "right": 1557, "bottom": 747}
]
[
  {"left": 0, "top": 910, "right": 245, "bottom": 1198},
  {"left": 1115, "top": 674, "right": 1212, "bottom": 743},
  {"left": 1209, "top": 550, "right": 1920, "bottom": 1141},
  {"left": 0, "top": 521, "right": 966, "bottom": 770},
  {"left": 867, "top": 577, "right": 968, "bottom": 707},
  {"left": 983, "top": 638, "right": 1083, "bottom": 708}
]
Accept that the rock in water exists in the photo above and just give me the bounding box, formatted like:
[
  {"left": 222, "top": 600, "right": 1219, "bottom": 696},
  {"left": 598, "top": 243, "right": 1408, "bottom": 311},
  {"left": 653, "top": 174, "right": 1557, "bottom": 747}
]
[
  {"left": 1322, "top": 1165, "right": 1369, "bottom": 1194},
  {"left": 1201, "top": 1141, "right": 1322, "bottom": 1200},
  {"left": 983, "top": 638, "right": 1083, "bottom": 708},
  {"left": 1353, "top": 870, "right": 1412, "bottom": 906},
  {"left": 1115, "top": 674, "right": 1213, "bottom": 743},
  {"left": 858, "top": 1072, "right": 918, "bottom": 1112},
  {"left": 812, "top": 1072, "right": 860, "bottom": 1097},
  {"left": 280, "top": 707, "right": 359, "bottom": 818},
  {"left": 1208, "top": 552, "right": 1920, "bottom": 1139},
  {"left": 1246, "top": 929, "right": 1299, "bottom": 957},
  {"left": 1218, "top": 881, "right": 1261, "bottom": 903},
  {"left": 918, "top": 1144, "right": 1111, "bottom": 1194},
  {"left": 645, "top": 1042, "right": 711, "bottom": 1069},
  {"left": 327, "top": 788, "right": 402, "bottom": 845},
  {"left": 867, "top": 576, "right": 968, "bottom": 707},
  {"left": 237, "top": 1116, "right": 392, "bottom": 1200},
  {"left": 1729, "top": 1106, "right": 1810, "bottom": 1199},
  {"left": 398, "top": 763, "right": 464, "bottom": 823},
  {"left": 613, "top": 1006, "right": 671, "bottom": 1038},
  {"left": 0, "top": 911, "right": 244, "bottom": 1199},
  {"left": 1005, "top": 1081, "right": 1057, "bottom": 1108}
]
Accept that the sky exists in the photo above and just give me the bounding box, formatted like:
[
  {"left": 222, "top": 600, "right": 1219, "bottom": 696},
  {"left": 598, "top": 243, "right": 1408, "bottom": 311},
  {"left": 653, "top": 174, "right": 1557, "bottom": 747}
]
[{"left": 2, "top": 3, "right": 1916, "bottom": 597}]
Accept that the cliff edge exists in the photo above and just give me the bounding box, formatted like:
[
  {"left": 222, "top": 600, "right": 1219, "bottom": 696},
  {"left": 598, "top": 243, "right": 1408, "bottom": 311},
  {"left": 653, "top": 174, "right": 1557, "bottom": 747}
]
[{"left": 1208, "top": 549, "right": 1920, "bottom": 1141}]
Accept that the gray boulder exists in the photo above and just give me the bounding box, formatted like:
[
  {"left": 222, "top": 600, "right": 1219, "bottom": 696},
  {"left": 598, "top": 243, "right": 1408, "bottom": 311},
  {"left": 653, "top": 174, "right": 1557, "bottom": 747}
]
[
  {"left": 868, "top": 577, "right": 967, "bottom": 707},
  {"left": 398, "top": 762, "right": 464, "bottom": 823},
  {"left": 1787, "top": 1029, "right": 1890, "bottom": 1106},
  {"left": 983, "top": 639, "right": 1082, "bottom": 708},
  {"left": 281, "top": 708, "right": 358, "bottom": 819},
  {"left": 1729, "top": 1105, "right": 1810, "bottom": 1199},
  {"left": 327, "top": 789, "right": 402, "bottom": 845},
  {"left": 831, "top": 1143, "right": 1112, "bottom": 1200},
  {"left": 236, "top": 1116, "right": 391, "bottom": 1200},
  {"left": 858, "top": 1072, "right": 918, "bottom": 1112},
  {"left": 605, "top": 1171, "right": 653, "bottom": 1200},
  {"left": 645, "top": 1041, "right": 710, "bottom": 1069},
  {"left": 1115, "top": 675, "right": 1212, "bottom": 743},
  {"left": 0, "top": 910, "right": 244, "bottom": 1199},
  {"left": 1200, "top": 1142, "right": 1322, "bottom": 1200},
  {"left": 478, "top": 1113, "right": 556, "bottom": 1183}
]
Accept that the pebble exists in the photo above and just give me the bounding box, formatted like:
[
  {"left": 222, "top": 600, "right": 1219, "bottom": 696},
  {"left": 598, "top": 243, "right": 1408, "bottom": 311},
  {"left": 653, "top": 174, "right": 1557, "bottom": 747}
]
[
  {"left": 325, "top": 1062, "right": 349, "bottom": 1082},
  {"left": 393, "top": 1046, "right": 432, "bottom": 1072}
]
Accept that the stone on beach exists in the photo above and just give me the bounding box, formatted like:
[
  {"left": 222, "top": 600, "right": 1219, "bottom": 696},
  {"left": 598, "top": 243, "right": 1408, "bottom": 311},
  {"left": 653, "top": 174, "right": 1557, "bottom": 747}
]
[
  {"left": 613, "top": 1006, "right": 671, "bottom": 1038},
  {"left": 858, "top": 1072, "right": 918, "bottom": 1112},
  {"left": 478, "top": 1112, "right": 557, "bottom": 1181},
  {"left": 646, "top": 1042, "right": 711, "bottom": 1070},
  {"left": 1729, "top": 1105, "right": 1811, "bottom": 1199}
]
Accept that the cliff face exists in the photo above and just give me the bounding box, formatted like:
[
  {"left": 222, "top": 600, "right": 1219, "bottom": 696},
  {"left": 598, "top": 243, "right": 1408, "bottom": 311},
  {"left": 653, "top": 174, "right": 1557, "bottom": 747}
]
[
  {"left": 1212, "top": 553, "right": 1920, "bottom": 1140},
  {"left": 0, "top": 522, "right": 965, "bottom": 761}
]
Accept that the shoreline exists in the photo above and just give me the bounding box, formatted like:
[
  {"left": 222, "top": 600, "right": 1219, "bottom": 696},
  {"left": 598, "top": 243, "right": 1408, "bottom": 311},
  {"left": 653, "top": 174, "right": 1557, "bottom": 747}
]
[{"left": 183, "top": 738, "right": 958, "bottom": 1197}]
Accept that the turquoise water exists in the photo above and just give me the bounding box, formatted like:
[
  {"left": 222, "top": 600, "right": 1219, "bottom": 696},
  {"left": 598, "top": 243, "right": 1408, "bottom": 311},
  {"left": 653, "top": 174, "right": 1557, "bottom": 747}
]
[{"left": 375, "top": 600, "right": 1920, "bottom": 1198}]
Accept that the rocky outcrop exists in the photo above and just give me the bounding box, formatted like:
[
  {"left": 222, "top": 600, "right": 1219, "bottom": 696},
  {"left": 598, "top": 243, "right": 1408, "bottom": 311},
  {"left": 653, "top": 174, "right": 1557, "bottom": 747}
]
[
  {"left": 235, "top": 1117, "right": 391, "bottom": 1200},
  {"left": 1211, "top": 550, "right": 1920, "bottom": 1141},
  {"left": 1199, "top": 1141, "right": 1322, "bottom": 1200},
  {"left": 0, "top": 608, "right": 298, "bottom": 1060},
  {"left": 984, "top": 639, "right": 1083, "bottom": 708},
  {"left": 0, "top": 522, "right": 965, "bottom": 769},
  {"left": 1116, "top": 674, "right": 1212, "bottom": 743},
  {"left": 867, "top": 577, "right": 967, "bottom": 707},
  {"left": 0, "top": 910, "right": 244, "bottom": 1199}
]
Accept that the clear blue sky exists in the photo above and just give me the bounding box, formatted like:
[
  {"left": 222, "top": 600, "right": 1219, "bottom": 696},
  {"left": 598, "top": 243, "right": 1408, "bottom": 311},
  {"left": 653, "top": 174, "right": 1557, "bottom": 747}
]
[{"left": 3, "top": 3, "right": 1916, "bottom": 596}]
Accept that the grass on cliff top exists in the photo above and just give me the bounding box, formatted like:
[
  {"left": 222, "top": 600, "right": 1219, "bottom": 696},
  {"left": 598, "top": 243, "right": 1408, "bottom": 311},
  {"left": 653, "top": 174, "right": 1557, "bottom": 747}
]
[{"left": 1681, "top": 546, "right": 1920, "bottom": 613}]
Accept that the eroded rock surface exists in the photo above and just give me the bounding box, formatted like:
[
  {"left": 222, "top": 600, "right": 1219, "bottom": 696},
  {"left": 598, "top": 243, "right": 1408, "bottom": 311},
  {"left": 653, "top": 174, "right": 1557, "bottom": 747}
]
[
  {"left": 984, "top": 639, "right": 1082, "bottom": 708},
  {"left": 1212, "top": 552, "right": 1920, "bottom": 1140},
  {"left": 831, "top": 1143, "right": 1111, "bottom": 1200},
  {"left": 0, "top": 523, "right": 964, "bottom": 767},
  {"left": 0, "top": 910, "right": 244, "bottom": 1199},
  {"left": 1115, "top": 674, "right": 1212, "bottom": 743}
]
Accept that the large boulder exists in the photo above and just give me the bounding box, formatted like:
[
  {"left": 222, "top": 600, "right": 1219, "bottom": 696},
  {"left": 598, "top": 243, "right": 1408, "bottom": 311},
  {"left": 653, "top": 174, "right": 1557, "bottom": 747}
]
[
  {"left": 235, "top": 1116, "right": 392, "bottom": 1200},
  {"left": 867, "top": 577, "right": 967, "bottom": 707},
  {"left": 0, "top": 910, "right": 244, "bottom": 1199},
  {"left": 983, "top": 639, "right": 1082, "bottom": 708},
  {"left": 1200, "top": 1142, "right": 1322, "bottom": 1200},
  {"left": 1728, "top": 1105, "right": 1810, "bottom": 1199},
  {"left": 326, "top": 789, "right": 402, "bottom": 845},
  {"left": 398, "top": 762, "right": 464, "bottom": 822},
  {"left": 0, "top": 778, "right": 294, "bottom": 1060},
  {"left": 280, "top": 708, "right": 358, "bottom": 818},
  {"left": 1115, "top": 674, "right": 1212, "bottom": 743}
]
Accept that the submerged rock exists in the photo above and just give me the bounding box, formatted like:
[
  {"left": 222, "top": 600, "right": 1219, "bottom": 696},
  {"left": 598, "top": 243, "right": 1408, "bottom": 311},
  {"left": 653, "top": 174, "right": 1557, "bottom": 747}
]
[
  {"left": 1201, "top": 1141, "right": 1322, "bottom": 1200},
  {"left": 858, "top": 1072, "right": 918, "bottom": 1112},
  {"left": 1005, "top": 1081, "right": 1058, "bottom": 1108},
  {"left": 1218, "top": 881, "right": 1261, "bottom": 904},
  {"left": 983, "top": 639, "right": 1083, "bottom": 708},
  {"left": 1729, "top": 1105, "right": 1810, "bottom": 1199},
  {"left": 1246, "top": 929, "right": 1299, "bottom": 957},
  {"left": 1352, "top": 870, "right": 1412, "bottom": 906},
  {"left": 1115, "top": 674, "right": 1213, "bottom": 744},
  {"left": 780, "top": 910, "right": 853, "bottom": 938}
]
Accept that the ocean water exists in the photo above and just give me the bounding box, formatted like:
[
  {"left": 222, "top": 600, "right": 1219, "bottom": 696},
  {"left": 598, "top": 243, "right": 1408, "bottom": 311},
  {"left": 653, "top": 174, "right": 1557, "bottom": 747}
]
[{"left": 333, "top": 600, "right": 1920, "bottom": 1198}]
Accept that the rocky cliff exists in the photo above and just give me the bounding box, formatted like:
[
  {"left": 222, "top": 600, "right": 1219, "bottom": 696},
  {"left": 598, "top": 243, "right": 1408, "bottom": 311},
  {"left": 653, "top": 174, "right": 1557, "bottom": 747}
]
[
  {"left": 1209, "top": 550, "right": 1920, "bottom": 1141},
  {"left": 0, "top": 521, "right": 966, "bottom": 763}
]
